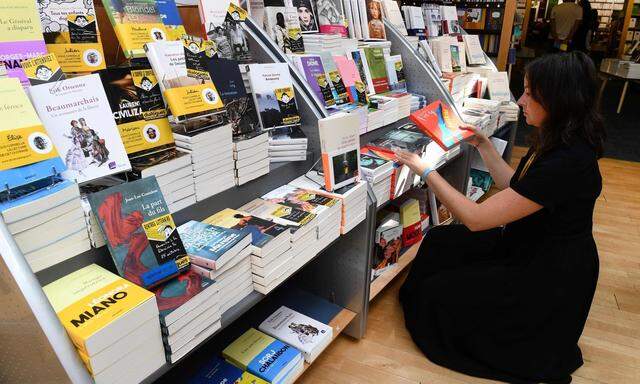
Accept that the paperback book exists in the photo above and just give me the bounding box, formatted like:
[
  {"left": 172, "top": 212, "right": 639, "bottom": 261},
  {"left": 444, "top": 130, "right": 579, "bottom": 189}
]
[
  {"left": 410, "top": 100, "right": 473, "bottom": 150},
  {"left": 373, "top": 212, "right": 402, "bottom": 277},
  {"left": 363, "top": 47, "right": 390, "bottom": 94},
  {"left": 247, "top": 63, "right": 301, "bottom": 129},
  {"left": 29, "top": 74, "right": 132, "bottom": 183},
  {"left": 363, "top": 0, "right": 387, "bottom": 40},
  {"left": 292, "top": 0, "right": 319, "bottom": 33},
  {"left": 317, "top": 0, "right": 348, "bottom": 37},
  {"left": 189, "top": 357, "right": 268, "bottom": 384},
  {"left": 152, "top": 269, "right": 216, "bottom": 326},
  {"left": 319, "top": 113, "right": 361, "bottom": 191},
  {"left": 87, "top": 176, "right": 190, "bottom": 288},
  {"left": 201, "top": 2, "right": 251, "bottom": 62},
  {"left": 178, "top": 220, "right": 252, "bottom": 270},
  {"left": 240, "top": 198, "right": 316, "bottom": 228},
  {"left": 157, "top": 0, "right": 187, "bottom": 40},
  {"left": 293, "top": 55, "right": 335, "bottom": 107}
]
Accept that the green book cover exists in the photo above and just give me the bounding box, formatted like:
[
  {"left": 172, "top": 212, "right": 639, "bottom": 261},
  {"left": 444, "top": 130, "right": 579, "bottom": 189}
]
[{"left": 363, "top": 47, "right": 389, "bottom": 94}]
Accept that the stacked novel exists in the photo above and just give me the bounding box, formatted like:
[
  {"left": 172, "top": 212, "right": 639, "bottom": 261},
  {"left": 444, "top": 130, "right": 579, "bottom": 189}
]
[
  {"left": 204, "top": 208, "right": 293, "bottom": 298},
  {"left": 360, "top": 153, "right": 394, "bottom": 207},
  {"left": 43, "top": 265, "right": 164, "bottom": 384},
  {"left": 268, "top": 126, "right": 308, "bottom": 162},
  {"left": 498, "top": 102, "right": 520, "bottom": 127},
  {"left": 174, "top": 124, "right": 235, "bottom": 201},
  {"left": 369, "top": 95, "right": 400, "bottom": 126},
  {"left": 301, "top": 34, "right": 343, "bottom": 53},
  {"left": 222, "top": 328, "right": 304, "bottom": 384},
  {"left": 410, "top": 93, "right": 428, "bottom": 112},
  {"left": 616, "top": 61, "right": 640, "bottom": 78},
  {"left": 462, "top": 97, "right": 500, "bottom": 136},
  {"left": 234, "top": 132, "right": 270, "bottom": 185},
  {"left": 178, "top": 219, "right": 255, "bottom": 314},
  {"left": 81, "top": 196, "right": 107, "bottom": 248},
  {"left": 259, "top": 306, "right": 333, "bottom": 363},
  {"left": 153, "top": 270, "right": 221, "bottom": 363},
  {"left": 189, "top": 357, "right": 268, "bottom": 384},
  {"left": 1, "top": 181, "right": 90, "bottom": 272}
]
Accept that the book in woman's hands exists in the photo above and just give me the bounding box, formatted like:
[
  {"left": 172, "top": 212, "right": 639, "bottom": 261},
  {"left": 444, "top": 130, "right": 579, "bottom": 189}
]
[{"left": 410, "top": 100, "right": 473, "bottom": 150}]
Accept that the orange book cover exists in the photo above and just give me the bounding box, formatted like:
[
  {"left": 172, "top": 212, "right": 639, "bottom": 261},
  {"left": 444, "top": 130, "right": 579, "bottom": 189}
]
[{"left": 409, "top": 100, "right": 474, "bottom": 150}]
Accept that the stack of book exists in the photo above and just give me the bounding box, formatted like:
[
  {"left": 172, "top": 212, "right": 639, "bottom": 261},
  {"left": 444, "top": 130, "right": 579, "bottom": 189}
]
[
  {"left": 369, "top": 95, "right": 400, "bottom": 126},
  {"left": 43, "top": 265, "right": 164, "bottom": 384},
  {"left": 410, "top": 93, "right": 428, "bottom": 112},
  {"left": 386, "top": 92, "right": 413, "bottom": 119},
  {"left": 189, "top": 357, "right": 268, "bottom": 383},
  {"left": 128, "top": 149, "right": 196, "bottom": 213},
  {"left": 498, "top": 101, "right": 520, "bottom": 127},
  {"left": 178, "top": 219, "right": 255, "bottom": 314},
  {"left": 462, "top": 97, "right": 500, "bottom": 136},
  {"left": 1, "top": 182, "right": 90, "bottom": 272},
  {"left": 80, "top": 197, "right": 106, "bottom": 248},
  {"left": 302, "top": 34, "right": 343, "bottom": 53},
  {"left": 372, "top": 212, "right": 402, "bottom": 280},
  {"left": 233, "top": 132, "right": 270, "bottom": 185},
  {"left": 268, "top": 126, "right": 308, "bottom": 162},
  {"left": 367, "top": 108, "right": 386, "bottom": 131},
  {"left": 360, "top": 154, "right": 394, "bottom": 207},
  {"left": 174, "top": 124, "right": 235, "bottom": 201},
  {"left": 616, "top": 61, "right": 640, "bottom": 78},
  {"left": 222, "top": 329, "right": 304, "bottom": 384},
  {"left": 204, "top": 208, "right": 293, "bottom": 298},
  {"left": 153, "top": 270, "right": 221, "bottom": 364}
]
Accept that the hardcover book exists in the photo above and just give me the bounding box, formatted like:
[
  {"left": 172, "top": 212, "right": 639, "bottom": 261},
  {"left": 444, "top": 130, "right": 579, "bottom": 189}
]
[
  {"left": 29, "top": 74, "right": 132, "bottom": 183},
  {"left": 410, "top": 100, "right": 473, "bottom": 150},
  {"left": 373, "top": 212, "right": 402, "bottom": 277},
  {"left": 189, "top": 357, "right": 269, "bottom": 384},
  {"left": 247, "top": 63, "right": 301, "bottom": 130},
  {"left": 317, "top": 0, "right": 348, "bottom": 37},
  {"left": 0, "top": 0, "right": 48, "bottom": 87},
  {"left": 42, "top": 264, "right": 157, "bottom": 356},
  {"left": 20, "top": 53, "right": 65, "bottom": 86},
  {"left": 319, "top": 113, "right": 361, "bottom": 191},
  {"left": 363, "top": 47, "right": 390, "bottom": 94},
  {"left": 99, "top": 66, "right": 175, "bottom": 159},
  {"left": 87, "top": 176, "right": 190, "bottom": 288},
  {"left": 204, "top": 208, "right": 290, "bottom": 252},
  {"left": 101, "top": 0, "right": 169, "bottom": 59},
  {"left": 258, "top": 305, "right": 333, "bottom": 363},
  {"left": 222, "top": 328, "right": 303, "bottom": 383},
  {"left": 37, "top": 0, "right": 106, "bottom": 73},
  {"left": 178, "top": 220, "right": 252, "bottom": 270},
  {"left": 0, "top": 78, "right": 64, "bottom": 179}
]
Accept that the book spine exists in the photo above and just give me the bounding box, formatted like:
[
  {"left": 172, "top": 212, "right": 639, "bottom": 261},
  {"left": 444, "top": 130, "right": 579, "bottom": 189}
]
[{"left": 189, "top": 260, "right": 216, "bottom": 276}]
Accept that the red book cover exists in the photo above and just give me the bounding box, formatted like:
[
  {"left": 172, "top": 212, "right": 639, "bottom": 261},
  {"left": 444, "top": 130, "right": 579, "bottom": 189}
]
[{"left": 410, "top": 100, "right": 474, "bottom": 150}]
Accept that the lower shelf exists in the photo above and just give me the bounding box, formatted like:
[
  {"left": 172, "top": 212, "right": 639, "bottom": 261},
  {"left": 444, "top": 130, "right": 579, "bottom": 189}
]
[{"left": 369, "top": 239, "right": 423, "bottom": 302}]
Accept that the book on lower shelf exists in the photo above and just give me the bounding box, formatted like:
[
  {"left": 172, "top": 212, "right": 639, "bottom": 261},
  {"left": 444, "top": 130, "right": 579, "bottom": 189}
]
[
  {"left": 372, "top": 212, "right": 402, "bottom": 280},
  {"left": 189, "top": 356, "right": 269, "bottom": 384},
  {"left": 223, "top": 328, "right": 304, "bottom": 384}
]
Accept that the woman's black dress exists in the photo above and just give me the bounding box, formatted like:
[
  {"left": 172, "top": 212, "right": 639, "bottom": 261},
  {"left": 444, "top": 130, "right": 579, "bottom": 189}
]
[{"left": 399, "top": 139, "right": 602, "bottom": 383}]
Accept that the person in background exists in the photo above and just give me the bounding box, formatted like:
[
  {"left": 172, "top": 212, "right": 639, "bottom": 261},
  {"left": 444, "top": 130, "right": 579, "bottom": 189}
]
[
  {"left": 395, "top": 51, "right": 605, "bottom": 383},
  {"left": 574, "top": 0, "right": 598, "bottom": 52},
  {"left": 550, "top": 0, "right": 583, "bottom": 51}
]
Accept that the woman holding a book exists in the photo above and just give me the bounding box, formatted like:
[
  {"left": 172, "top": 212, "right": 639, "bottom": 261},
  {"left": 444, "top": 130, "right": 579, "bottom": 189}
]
[{"left": 395, "top": 51, "right": 605, "bottom": 383}]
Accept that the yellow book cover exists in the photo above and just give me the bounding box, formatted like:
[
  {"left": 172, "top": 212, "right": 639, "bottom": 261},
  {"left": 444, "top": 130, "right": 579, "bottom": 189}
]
[
  {"left": 20, "top": 53, "right": 65, "bottom": 86},
  {"left": 43, "top": 264, "right": 155, "bottom": 356},
  {"left": 0, "top": 78, "right": 61, "bottom": 170},
  {"left": 399, "top": 199, "right": 421, "bottom": 228}
]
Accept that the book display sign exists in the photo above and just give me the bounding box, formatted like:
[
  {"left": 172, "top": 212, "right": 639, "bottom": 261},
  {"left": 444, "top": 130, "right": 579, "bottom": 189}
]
[
  {"left": 410, "top": 100, "right": 473, "bottom": 150},
  {"left": 21, "top": 54, "right": 65, "bottom": 86},
  {"left": 88, "top": 176, "right": 190, "bottom": 288},
  {"left": 37, "top": 0, "right": 106, "bottom": 73},
  {"left": 0, "top": 78, "right": 63, "bottom": 172},
  {"left": 29, "top": 74, "right": 132, "bottom": 184},
  {"left": 0, "top": 0, "right": 48, "bottom": 87}
]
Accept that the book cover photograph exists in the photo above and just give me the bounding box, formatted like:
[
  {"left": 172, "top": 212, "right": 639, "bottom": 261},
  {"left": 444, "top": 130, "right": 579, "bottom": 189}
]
[
  {"left": 292, "top": 0, "right": 319, "bottom": 33},
  {"left": 29, "top": 74, "right": 131, "bottom": 183},
  {"left": 365, "top": 0, "right": 386, "bottom": 40},
  {"left": 202, "top": 2, "right": 251, "bottom": 62},
  {"left": 363, "top": 47, "right": 389, "bottom": 94},
  {"left": 178, "top": 220, "right": 251, "bottom": 264},
  {"left": 319, "top": 113, "right": 360, "bottom": 191},
  {"left": 204, "top": 208, "right": 290, "bottom": 249},
  {"left": 410, "top": 100, "right": 473, "bottom": 150},
  {"left": 241, "top": 198, "right": 316, "bottom": 227},
  {"left": 248, "top": 63, "right": 301, "bottom": 129},
  {"left": 0, "top": 0, "right": 48, "bottom": 87},
  {"left": 87, "top": 176, "right": 190, "bottom": 288},
  {"left": 262, "top": 185, "right": 337, "bottom": 214}
]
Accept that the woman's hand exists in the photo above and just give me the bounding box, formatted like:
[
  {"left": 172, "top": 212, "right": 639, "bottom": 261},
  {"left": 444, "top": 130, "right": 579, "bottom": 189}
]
[
  {"left": 461, "top": 125, "right": 489, "bottom": 149},
  {"left": 394, "top": 150, "right": 431, "bottom": 175}
]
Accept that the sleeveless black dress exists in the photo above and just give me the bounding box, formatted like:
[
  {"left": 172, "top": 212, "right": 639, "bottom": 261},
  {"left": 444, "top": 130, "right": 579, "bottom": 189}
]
[{"left": 399, "top": 139, "right": 602, "bottom": 383}]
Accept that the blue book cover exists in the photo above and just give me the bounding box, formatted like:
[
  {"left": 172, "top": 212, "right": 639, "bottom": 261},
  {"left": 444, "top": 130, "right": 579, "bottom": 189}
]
[
  {"left": 157, "top": 0, "right": 183, "bottom": 26},
  {"left": 0, "top": 157, "right": 66, "bottom": 191},
  {"left": 190, "top": 356, "right": 269, "bottom": 384},
  {"left": 87, "top": 176, "right": 190, "bottom": 288},
  {"left": 0, "top": 178, "right": 74, "bottom": 213},
  {"left": 178, "top": 220, "right": 250, "bottom": 262},
  {"left": 207, "top": 59, "right": 247, "bottom": 100}
]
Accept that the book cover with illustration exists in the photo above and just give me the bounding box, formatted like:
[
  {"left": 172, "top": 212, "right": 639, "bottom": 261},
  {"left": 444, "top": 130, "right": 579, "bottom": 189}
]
[
  {"left": 0, "top": 0, "right": 48, "bottom": 87},
  {"left": 42, "top": 264, "right": 156, "bottom": 356},
  {"left": 157, "top": 0, "right": 186, "bottom": 40},
  {"left": 99, "top": 66, "right": 175, "bottom": 159},
  {"left": 373, "top": 212, "right": 402, "bottom": 277},
  {"left": 101, "top": 0, "right": 169, "bottom": 58},
  {"left": 0, "top": 78, "right": 65, "bottom": 187},
  {"left": 368, "top": 125, "right": 431, "bottom": 154},
  {"left": 258, "top": 305, "right": 332, "bottom": 363},
  {"left": 349, "top": 49, "right": 373, "bottom": 96},
  {"left": 189, "top": 356, "right": 268, "bottom": 384},
  {"left": 240, "top": 198, "right": 316, "bottom": 228},
  {"left": 222, "top": 328, "right": 303, "bottom": 383},
  {"left": 410, "top": 100, "right": 473, "bottom": 150},
  {"left": 294, "top": 55, "right": 335, "bottom": 107},
  {"left": 29, "top": 74, "right": 131, "bottom": 183},
  {"left": 204, "top": 208, "right": 290, "bottom": 249},
  {"left": 37, "top": 0, "right": 106, "bottom": 73},
  {"left": 247, "top": 63, "right": 300, "bottom": 130},
  {"left": 177, "top": 220, "right": 252, "bottom": 270},
  {"left": 151, "top": 269, "right": 214, "bottom": 323},
  {"left": 363, "top": 47, "right": 389, "bottom": 94},
  {"left": 20, "top": 53, "right": 65, "bottom": 86},
  {"left": 87, "top": 176, "right": 190, "bottom": 288},
  {"left": 318, "top": 112, "right": 360, "bottom": 191},
  {"left": 262, "top": 185, "right": 338, "bottom": 215}
]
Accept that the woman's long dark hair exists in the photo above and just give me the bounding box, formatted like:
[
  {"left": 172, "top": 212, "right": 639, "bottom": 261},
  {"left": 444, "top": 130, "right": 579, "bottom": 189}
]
[{"left": 525, "top": 51, "right": 606, "bottom": 158}]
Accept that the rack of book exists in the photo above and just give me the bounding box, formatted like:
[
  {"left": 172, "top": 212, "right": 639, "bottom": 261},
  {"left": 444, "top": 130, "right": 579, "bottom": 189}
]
[{"left": 0, "top": 1, "right": 517, "bottom": 383}]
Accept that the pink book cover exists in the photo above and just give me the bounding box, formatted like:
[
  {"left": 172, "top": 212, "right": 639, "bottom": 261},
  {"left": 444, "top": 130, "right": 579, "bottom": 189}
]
[{"left": 334, "top": 55, "right": 361, "bottom": 102}]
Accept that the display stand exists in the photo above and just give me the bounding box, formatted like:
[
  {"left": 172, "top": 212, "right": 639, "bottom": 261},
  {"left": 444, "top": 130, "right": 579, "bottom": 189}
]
[{"left": 0, "top": 10, "right": 518, "bottom": 384}]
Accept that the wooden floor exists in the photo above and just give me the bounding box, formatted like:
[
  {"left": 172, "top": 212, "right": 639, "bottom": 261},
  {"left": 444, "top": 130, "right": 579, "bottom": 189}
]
[{"left": 299, "top": 147, "right": 640, "bottom": 383}]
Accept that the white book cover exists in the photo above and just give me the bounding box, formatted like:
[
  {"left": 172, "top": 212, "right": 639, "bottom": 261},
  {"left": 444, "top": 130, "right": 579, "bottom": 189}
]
[
  {"left": 463, "top": 34, "right": 486, "bottom": 65},
  {"left": 431, "top": 39, "right": 453, "bottom": 73},
  {"left": 487, "top": 72, "right": 511, "bottom": 102},
  {"left": 29, "top": 74, "right": 131, "bottom": 184},
  {"left": 248, "top": 0, "right": 266, "bottom": 27},
  {"left": 247, "top": 63, "right": 300, "bottom": 130},
  {"left": 319, "top": 112, "right": 360, "bottom": 191},
  {"left": 418, "top": 40, "right": 442, "bottom": 77},
  {"left": 350, "top": 0, "right": 363, "bottom": 39},
  {"left": 382, "top": 0, "right": 408, "bottom": 35},
  {"left": 259, "top": 305, "right": 332, "bottom": 362},
  {"left": 200, "top": 0, "right": 233, "bottom": 35},
  {"left": 144, "top": 41, "right": 199, "bottom": 95},
  {"left": 343, "top": 0, "right": 355, "bottom": 38}
]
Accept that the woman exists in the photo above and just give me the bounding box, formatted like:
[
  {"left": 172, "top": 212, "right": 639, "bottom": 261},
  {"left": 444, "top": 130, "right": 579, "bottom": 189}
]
[{"left": 395, "top": 52, "right": 605, "bottom": 383}]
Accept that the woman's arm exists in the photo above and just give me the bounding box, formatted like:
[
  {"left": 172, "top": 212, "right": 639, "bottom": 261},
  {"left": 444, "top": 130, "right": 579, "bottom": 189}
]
[
  {"left": 462, "top": 126, "right": 515, "bottom": 189},
  {"left": 395, "top": 151, "right": 543, "bottom": 232}
]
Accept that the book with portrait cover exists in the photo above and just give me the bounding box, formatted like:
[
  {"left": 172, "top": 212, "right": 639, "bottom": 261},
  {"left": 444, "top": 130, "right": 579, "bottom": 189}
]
[
  {"left": 200, "top": 1, "right": 252, "bottom": 62},
  {"left": 262, "top": 185, "right": 338, "bottom": 215},
  {"left": 317, "top": 0, "right": 348, "bottom": 37},
  {"left": 0, "top": 0, "right": 48, "bottom": 87},
  {"left": 177, "top": 220, "right": 252, "bottom": 270},
  {"left": 363, "top": 47, "right": 389, "bottom": 94},
  {"left": 87, "top": 176, "right": 190, "bottom": 288},
  {"left": 410, "top": 100, "right": 473, "bottom": 150},
  {"left": 373, "top": 212, "right": 402, "bottom": 278},
  {"left": 29, "top": 74, "right": 132, "bottom": 184},
  {"left": 362, "top": 0, "right": 386, "bottom": 40},
  {"left": 292, "top": 0, "right": 319, "bottom": 33},
  {"left": 99, "top": 66, "right": 175, "bottom": 159},
  {"left": 247, "top": 63, "right": 301, "bottom": 130},
  {"left": 37, "top": 0, "right": 107, "bottom": 73}
]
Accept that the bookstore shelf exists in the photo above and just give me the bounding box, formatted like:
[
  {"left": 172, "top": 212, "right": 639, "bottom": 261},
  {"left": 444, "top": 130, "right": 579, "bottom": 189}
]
[{"left": 370, "top": 239, "right": 423, "bottom": 302}]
